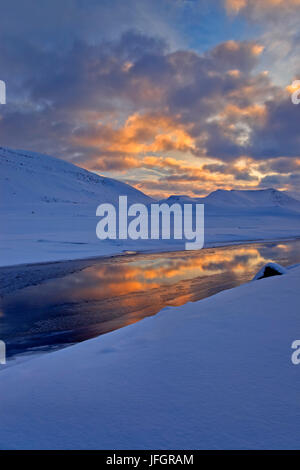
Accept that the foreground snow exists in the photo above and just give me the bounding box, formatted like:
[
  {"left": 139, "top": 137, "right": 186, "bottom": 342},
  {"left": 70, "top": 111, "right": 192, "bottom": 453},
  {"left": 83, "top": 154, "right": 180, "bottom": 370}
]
[
  {"left": 2, "top": 147, "right": 300, "bottom": 267},
  {"left": 0, "top": 265, "right": 300, "bottom": 449}
]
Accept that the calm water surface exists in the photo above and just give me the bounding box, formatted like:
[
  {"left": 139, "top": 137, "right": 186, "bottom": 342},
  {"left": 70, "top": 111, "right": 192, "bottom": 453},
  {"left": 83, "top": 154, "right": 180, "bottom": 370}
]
[{"left": 1, "top": 239, "right": 300, "bottom": 360}]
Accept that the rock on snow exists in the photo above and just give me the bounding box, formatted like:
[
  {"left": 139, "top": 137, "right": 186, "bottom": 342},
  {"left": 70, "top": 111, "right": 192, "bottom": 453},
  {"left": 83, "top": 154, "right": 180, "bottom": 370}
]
[{"left": 253, "top": 262, "right": 288, "bottom": 281}]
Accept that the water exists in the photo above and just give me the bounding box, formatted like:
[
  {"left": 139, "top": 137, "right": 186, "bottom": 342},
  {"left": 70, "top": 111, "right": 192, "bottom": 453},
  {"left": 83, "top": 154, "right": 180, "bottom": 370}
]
[{"left": 1, "top": 239, "right": 300, "bottom": 361}]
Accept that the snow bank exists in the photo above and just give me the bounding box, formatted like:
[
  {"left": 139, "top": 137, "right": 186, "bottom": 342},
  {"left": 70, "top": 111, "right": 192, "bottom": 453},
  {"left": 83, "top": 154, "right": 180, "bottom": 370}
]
[{"left": 0, "top": 265, "right": 300, "bottom": 449}]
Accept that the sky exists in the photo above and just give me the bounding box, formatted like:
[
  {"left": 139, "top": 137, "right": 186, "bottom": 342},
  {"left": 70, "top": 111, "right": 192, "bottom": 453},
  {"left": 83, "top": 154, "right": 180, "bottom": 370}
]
[{"left": 1, "top": 0, "right": 300, "bottom": 199}]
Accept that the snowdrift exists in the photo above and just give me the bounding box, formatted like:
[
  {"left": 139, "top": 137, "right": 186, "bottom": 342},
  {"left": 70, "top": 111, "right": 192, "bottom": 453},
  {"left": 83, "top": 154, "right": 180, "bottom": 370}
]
[{"left": 0, "top": 264, "right": 299, "bottom": 449}]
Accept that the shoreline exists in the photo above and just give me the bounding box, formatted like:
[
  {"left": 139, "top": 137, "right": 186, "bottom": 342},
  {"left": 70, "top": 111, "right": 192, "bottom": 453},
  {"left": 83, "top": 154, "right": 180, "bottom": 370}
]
[
  {"left": 1, "top": 234, "right": 300, "bottom": 271},
  {"left": 1, "top": 236, "right": 300, "bottom": 299}
]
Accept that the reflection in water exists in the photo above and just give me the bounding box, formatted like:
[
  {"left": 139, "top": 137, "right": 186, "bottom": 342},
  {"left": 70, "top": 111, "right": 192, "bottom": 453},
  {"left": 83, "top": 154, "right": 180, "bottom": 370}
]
[{"left": 1, "top": 239, "right": 300, "bottom": 358}]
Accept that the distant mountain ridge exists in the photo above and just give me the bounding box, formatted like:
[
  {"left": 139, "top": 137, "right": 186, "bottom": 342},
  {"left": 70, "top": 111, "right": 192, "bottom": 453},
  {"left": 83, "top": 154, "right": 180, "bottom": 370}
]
[
  {"left": 160, "top": 188, "right": 300, "bottom": 213},
  {"left": 203, "top": 188, "right": 300, "bottom": 211},
  {"left": 1, "top": 146, "right": 299, "bottom": 212}
]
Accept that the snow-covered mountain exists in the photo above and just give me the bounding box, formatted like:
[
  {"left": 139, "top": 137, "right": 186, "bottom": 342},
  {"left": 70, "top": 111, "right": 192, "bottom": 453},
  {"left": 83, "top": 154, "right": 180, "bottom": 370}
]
[
  {"left": 2, "top": 145, "right": 299, "bottom": 214},
  {"left": 1, "top": 146, "right": 300, "bottom": 267},
  {"left": 161, "top": 195, "right": 197, "bottom": 204},
  {"left": 203, "top": 188, "right": 300, "bottom": 212},
  {"left": 286, "top": 190, "right": 300, "bottom": 202},
  {"left": 0, "top": 147, "right": 152, "bottom": 206},
  {"left": 0, "top": 147, "right": 154, "bottom": 266},
  {"left": 160, "top": 189, "right": 300, "bottom": 213}
]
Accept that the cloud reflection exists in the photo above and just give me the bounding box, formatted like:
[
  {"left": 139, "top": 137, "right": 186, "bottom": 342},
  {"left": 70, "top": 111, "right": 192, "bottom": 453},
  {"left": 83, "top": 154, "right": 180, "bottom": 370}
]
[{"left": 2, "top": 240, "right": 300, "bottom": 359}]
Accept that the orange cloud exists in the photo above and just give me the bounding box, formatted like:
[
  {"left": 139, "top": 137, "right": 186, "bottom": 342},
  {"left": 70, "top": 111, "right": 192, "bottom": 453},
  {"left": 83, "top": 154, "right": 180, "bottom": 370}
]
[
  {"left": 129, "top": 155, "right": 260, "bottom": 198},
  {"left": 226, "top": 0, "right": 300, "bottom": 14},
  {"left": 74, "top": 113, "right": 195, "bottom": 159},
  {"left": 227, "top": 69, "right": 241, "bottom": 77},
  {"left": 222, "top": 40, "right": 264, "bottom": 56},
  {"left": 286, "top": 81, "right": 300, "bottom": 94},
  {"left": 221, "top": 103, "right": 266, "bottom": 121},
  {"left": 226, "top": 0, "right": 247, "bottom": 12}
]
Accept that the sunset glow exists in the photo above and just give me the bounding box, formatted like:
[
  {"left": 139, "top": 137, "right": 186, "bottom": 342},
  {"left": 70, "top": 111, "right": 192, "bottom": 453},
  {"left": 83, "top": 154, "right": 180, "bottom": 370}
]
[{"left": 0, "top": 0, "right": 299, "bottom": 198}]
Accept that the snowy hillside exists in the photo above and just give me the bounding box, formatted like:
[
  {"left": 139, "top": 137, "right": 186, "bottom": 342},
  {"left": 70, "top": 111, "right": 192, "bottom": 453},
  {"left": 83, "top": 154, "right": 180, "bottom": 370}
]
[
  {"left": 203, "top": 188, "right": 300, "bottom": 211},
  {"left": 0, "top": 263, "right": 299, "bottom": 449},
  {"left": 161, "top": 188, "right": 300, "bottom": 212},
  {"left": 0, "top": 147, "right": 152, "bottom": 206},
  {"left": 1, "top": 146, "right": 300, "bottom": 267},
  {"left": 287, "top": 190, "right": 300, "bottom": 202},
  {"left": 159, "top": 188, "right": 300, "bottom": 249},
  {"left": 0, "top": 147, "right": 155, "bottom": 266}
]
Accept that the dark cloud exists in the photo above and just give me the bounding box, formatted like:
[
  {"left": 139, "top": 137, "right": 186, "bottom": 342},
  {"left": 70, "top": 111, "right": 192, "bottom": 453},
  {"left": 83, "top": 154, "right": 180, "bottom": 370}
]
[
  {"left": 203, "top": 162, "right": 258, "bottom": 182},
  {"left": 209, "top": 40, "right": 263, "bottom": 72},
  {"left": 0, "top": 2, "right": 298, "bottom": 196},
  {"left": 248, "top": 98, "right": 300, "bottom": 159},
  {"left": 0, "top": 30, "right": 272, "bottom": 167},
  {"left": 260, "top": 172, "right": 300, "bottom": 188},
  {"left": 258, "top": 157, "right": 300, "bottom": 174}
]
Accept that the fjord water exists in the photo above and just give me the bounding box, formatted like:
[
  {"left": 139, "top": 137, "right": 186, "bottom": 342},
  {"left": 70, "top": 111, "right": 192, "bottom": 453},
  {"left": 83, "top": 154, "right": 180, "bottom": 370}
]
[{"left": 1, "top": 239, "right": 300, "bottom": 360}]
